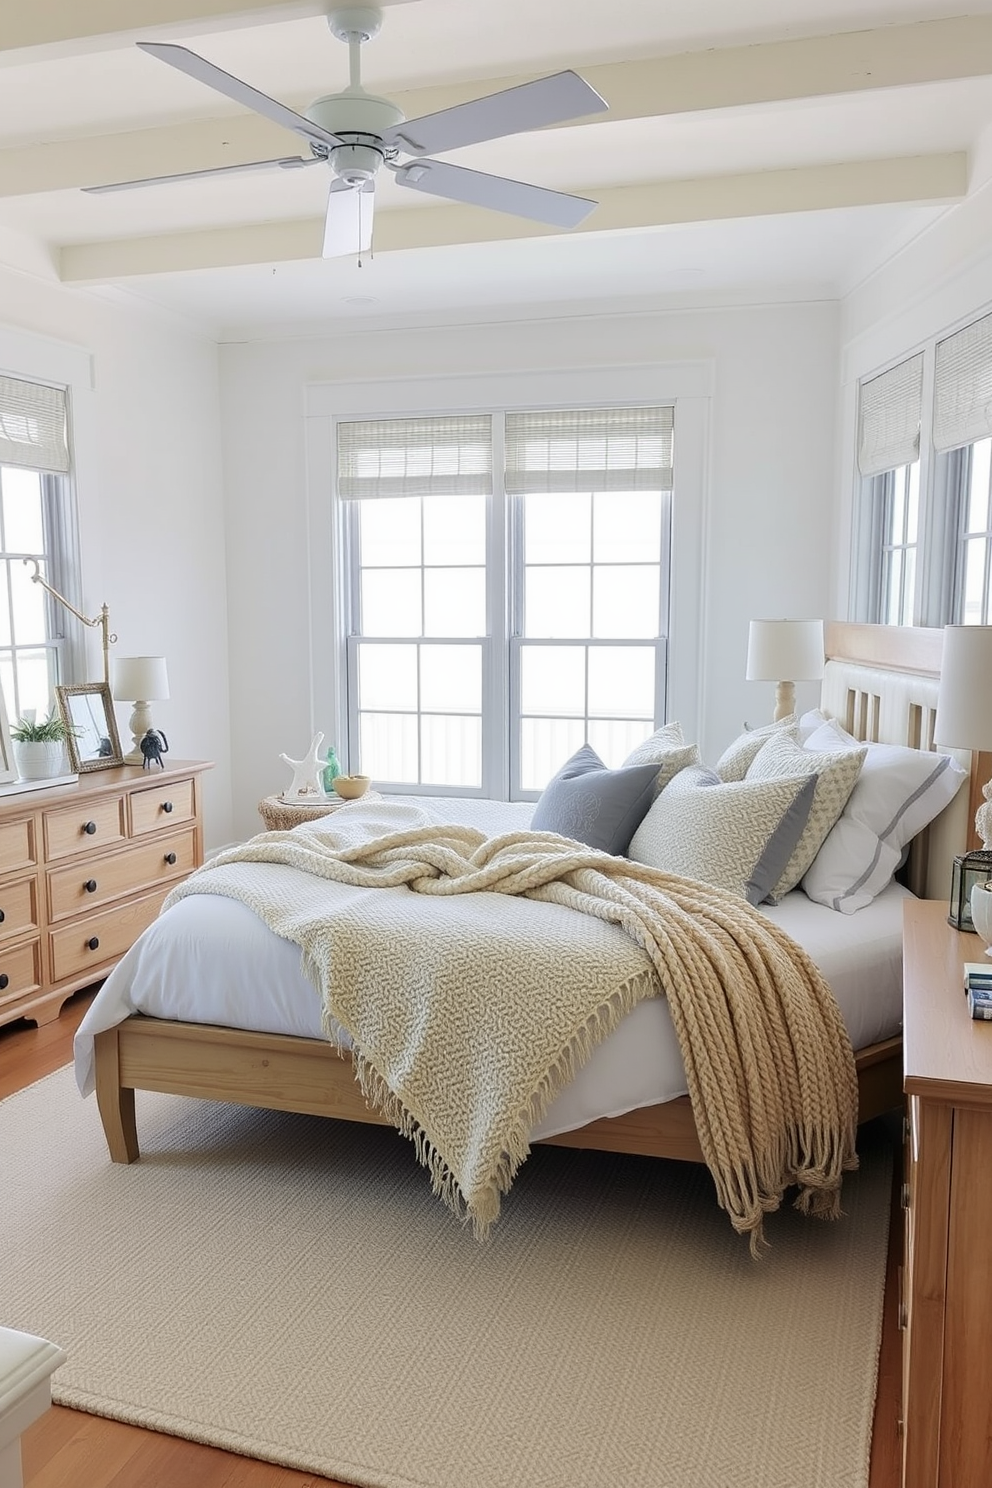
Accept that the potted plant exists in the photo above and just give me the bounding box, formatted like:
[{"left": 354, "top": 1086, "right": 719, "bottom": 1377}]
[{"left": 10, "top": 712, "right": 76, "bottom": 781}]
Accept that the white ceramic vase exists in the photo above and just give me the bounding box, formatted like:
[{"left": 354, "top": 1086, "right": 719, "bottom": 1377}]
[
  {"left": 13, "top": 740, "right": 66, "bottom": 781},
  {"left": 971, "top": 882, "right": 992, "bottom": 947}
]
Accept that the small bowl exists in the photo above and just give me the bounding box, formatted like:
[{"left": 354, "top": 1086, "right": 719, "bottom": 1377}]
[
  {"left": 972, "top": 882, "right": 992, "bottom": 947},
  {"left": 333, "top": 774, "right": 371, "bottom": 800}
]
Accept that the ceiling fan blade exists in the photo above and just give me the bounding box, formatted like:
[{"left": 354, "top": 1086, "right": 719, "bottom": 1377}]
[
  {"left": 82, "top": 155, "right": 321, "bottom": 195},
  {"left": 394, "top": 158, "right": 597, "bottom": 229},
  {"left": 322, "top": 179, "right": 375, "bottom": 258},
  {"left": 381, "top": 71, "right": 607, "bottom": 157},
  {"left": 137, "top": 41, "right": 342, "bottom": 151}
]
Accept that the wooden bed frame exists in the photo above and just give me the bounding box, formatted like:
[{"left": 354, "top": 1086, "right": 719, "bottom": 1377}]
[{"left": 93, "top": 623, "right": 984, "bottom": 1169}]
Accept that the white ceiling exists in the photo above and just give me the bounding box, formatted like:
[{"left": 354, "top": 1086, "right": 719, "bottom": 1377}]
[{"left": 2, "top": 0, "right": 991, "bottom": 339}]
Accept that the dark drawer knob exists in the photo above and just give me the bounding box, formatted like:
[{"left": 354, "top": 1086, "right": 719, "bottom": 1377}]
[
  {"left": 0, "top": 974, "right": 8, "bottom": 990},
  {"left": 164, "top": 852, "right": 177, "bottom": 866},
  {"left": 84, "top": 879, "right": 98, "bottom": 893},
  {"left": 83, "top": 820, "right": 97, "bottom": 835},
  {"left": 162, "top": 801, "right": 174, "bottom": 814},
  {"left": 0, "top": 909, "right": 5, "bottom": 924},
  {"left": 87, "top": 936, "right": 100, "bottom": 951}
]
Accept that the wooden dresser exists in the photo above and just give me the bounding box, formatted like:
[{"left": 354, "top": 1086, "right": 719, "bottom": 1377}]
[
  {"left": 0, "top": 759, "right": 212, "bottom": 1030},
  {"left": 901, "top": 897, "right": 992, "bottom": 1487}
]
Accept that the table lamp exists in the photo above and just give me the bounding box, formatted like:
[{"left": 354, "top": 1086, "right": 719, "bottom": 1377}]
[
  {"left": 112, "top": 656, "right": 170, "bottom": 765},
  {"left": 934, "top": 625, "right": 992, "bottom": 928},
  {"left": 746, "top": 619, "right": 825, "bottom": 722}
]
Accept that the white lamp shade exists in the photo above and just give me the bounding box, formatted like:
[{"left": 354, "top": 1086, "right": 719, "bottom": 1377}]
[
  {"left": 111, "top": 655, "right": 170, "bottom": 703},
  {"left": 934, "top": 626, "right": 992, "bottom": 749},
  {"left": 745, "top": 620, "right": 825, "bottom": 682}
]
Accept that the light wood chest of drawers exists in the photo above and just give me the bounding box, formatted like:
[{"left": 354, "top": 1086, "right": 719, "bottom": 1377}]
[
  {"left": 901, "top": 898, "right": 992, "bottom": 1487},
  {"left": 0, "top": 759, "right": 211, "bottom": 1029}
]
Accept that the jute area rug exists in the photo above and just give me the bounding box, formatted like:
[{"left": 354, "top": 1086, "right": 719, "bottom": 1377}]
[{"left": 1, "top": 1067, "right": 892, "bottom": 1488}]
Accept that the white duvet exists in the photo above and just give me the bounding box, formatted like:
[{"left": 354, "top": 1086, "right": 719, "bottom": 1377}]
[{"left": 74, "top": 795, "right": 908, "bottom": 1140}]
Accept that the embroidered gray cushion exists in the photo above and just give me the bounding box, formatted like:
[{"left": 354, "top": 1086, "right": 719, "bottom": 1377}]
[
  {"left": 744, "top": 731, "right": 867, "bottom": 901},
  {"left": 530, "top": 745, "right": 660, "bottom": 856},
  {"left": 626, "top": 764, "right": 816, "bottom": 905}
]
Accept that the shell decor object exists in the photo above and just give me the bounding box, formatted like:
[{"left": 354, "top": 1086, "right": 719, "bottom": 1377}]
[{"left": 333, "top": 773, "right": 371, "bottom": 800}]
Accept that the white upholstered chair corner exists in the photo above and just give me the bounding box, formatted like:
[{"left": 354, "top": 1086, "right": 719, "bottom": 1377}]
[{"left": 0, "top": 1327, "right": 65, "bottom": 1488}]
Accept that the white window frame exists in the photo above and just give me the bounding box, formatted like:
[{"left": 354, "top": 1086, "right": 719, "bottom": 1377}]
[{"left": 305, "top": 364, "right": 711, "bottom": 794}]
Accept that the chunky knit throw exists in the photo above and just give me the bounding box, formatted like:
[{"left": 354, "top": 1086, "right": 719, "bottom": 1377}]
[{"left": 166, "top": 803, "right": 859, "bottom": 1252}]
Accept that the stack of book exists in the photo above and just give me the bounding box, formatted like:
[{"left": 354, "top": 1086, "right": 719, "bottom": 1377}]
[{"left": 964, "top": 961, "right": 992, "bottom": 1020}]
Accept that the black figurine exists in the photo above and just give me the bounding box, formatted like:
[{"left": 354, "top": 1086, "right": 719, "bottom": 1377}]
[{"left": 139, "top": 728, "right": 169, "bottom": 769}]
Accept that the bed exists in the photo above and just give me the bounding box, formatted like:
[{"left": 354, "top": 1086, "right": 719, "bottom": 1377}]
[{"left": 77, "top": 623, "right": 980, "bottom": 1185}]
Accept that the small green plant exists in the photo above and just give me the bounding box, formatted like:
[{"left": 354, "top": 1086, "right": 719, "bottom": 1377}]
[{"left": 10, "top": 712, "right": 77, "bottom": 743}]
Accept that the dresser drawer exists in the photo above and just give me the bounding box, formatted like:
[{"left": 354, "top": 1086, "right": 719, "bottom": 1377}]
[
  {"left": 47, "top": 829, "right": 197, "bottom": 921},
  {"left": 0, "top": 876, "right": 39, "bottom": 940},
  {"left": 130, "top": 778, "right": 195, "bottom": 836},
  {"left": 49, "top": 890, "right": 168, "bottom": 984},
  {"left": 44, "top": 796, "right": 126, "bottom": 861},
  {"left": 0, "top": 939, "right": 42, "bottom": 1010},
  {"left": 0, "top": 816, "right": 36, "bottom": 874}
]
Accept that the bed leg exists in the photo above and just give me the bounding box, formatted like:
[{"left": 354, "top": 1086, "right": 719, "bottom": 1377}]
[{"left": 94, "top": 1028, "right": 139, "bottom": 1163}]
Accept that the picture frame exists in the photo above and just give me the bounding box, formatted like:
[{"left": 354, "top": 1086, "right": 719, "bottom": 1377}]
[
  {"left": 0, "top": 684, "right": 17, "bottom": 785},
  {"left": 56, "top": 683, "right": 124, "bottom": 772}
]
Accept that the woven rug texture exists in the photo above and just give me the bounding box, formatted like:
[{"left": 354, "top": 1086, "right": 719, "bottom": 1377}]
[{"left": 0, "top": 1067, "right": 892, "bottom": 1488}]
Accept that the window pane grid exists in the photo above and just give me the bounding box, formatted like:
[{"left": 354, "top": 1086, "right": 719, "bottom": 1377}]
[
  {"left": 343, "top": 410, "right": 673, "bottom": 796},
  {"left": 0, "top": 465, "right": 70, "bottom": 723}
]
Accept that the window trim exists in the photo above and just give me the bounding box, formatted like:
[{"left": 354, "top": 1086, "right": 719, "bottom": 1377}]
[{"left": 305, "top": 363, "right": 711, "bottom": 787}]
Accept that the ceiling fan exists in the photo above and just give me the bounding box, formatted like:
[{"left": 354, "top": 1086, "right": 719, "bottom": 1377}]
[{"left": 84, "top": 5, "right": 609, "bottom": 258}]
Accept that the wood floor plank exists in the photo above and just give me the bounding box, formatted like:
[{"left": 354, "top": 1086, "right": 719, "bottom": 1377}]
[{"left": 6, "top": 996, "right": 902, "bottom": 1488}]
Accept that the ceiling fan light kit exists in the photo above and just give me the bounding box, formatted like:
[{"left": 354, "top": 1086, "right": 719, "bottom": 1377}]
[{"left": 88, "top": 4, "right": 608, "bottom": 260}]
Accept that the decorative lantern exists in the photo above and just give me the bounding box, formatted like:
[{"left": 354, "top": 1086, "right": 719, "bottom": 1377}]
[{"left": 948, "top": 850, "right": 992, "bottom": 931}]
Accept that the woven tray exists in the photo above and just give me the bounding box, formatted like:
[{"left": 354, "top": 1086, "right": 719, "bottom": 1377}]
[{"left": 258, "top": 790, "right": 382, "bottom": 832}]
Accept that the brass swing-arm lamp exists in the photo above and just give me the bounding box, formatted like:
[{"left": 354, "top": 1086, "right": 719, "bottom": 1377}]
[{"left": 23, "top": 558, "right": 116, "bottom": 687}]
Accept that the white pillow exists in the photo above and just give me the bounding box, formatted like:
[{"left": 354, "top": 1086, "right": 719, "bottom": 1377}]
[
  {"left": 713, "top": 715, "right": 797, "bottom": 782},
  {"left": 745, "top": 731, "right": 866, "bottom": 901},
  {"left": 627, "top": 764, "right": 816, "bottom": 905},
  {"left": 801, "top": 723, "right": 968, "bottom": 913}
]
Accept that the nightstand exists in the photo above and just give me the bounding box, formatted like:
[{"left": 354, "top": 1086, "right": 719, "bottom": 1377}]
[{"left": 901, "top": 898, "right": 992, "bottom": 1488}]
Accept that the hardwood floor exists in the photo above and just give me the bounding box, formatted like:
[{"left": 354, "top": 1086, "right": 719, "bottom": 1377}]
[{"left": 3, "top": 997, "right": 902, "bottom": 1488}]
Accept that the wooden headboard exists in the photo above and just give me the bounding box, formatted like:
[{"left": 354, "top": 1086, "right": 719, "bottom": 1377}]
[{"left": 822, "top": 623, "right": 986, "bottom": 899}]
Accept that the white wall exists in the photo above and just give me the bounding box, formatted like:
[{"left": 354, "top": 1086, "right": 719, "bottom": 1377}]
[
  {"left": 0, "top": 266, "right": 233, "bottom": 849},
  {"left": 221, "top": 300, "right": 839, "bottom": 839}
]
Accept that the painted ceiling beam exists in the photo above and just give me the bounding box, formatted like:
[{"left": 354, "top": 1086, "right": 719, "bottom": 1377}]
[
  {"left": 0, "top": 16, "right": 989, "bottom": 198},
  {"left": 0, "top": 0, "right": 417, "bottom": 65},
  {"left": 59, "top": 152, "right": 967, "bottom": 282}
]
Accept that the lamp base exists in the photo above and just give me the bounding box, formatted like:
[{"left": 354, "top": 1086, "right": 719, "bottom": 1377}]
[
  {"left": 125, "top": 700, "right": 153, "bottom": 765},
  {"left": 773, "top": 680, "right": 796, "bottom": 723}
]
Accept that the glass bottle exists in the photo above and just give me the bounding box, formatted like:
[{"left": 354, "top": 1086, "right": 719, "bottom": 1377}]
[{"left": 322, "top": 745, "right": 341, "bottom": 795}]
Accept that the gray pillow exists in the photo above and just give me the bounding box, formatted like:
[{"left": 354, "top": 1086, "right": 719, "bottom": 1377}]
[{"left": 530, "top": 745, "right": 660, "bottom": 856}]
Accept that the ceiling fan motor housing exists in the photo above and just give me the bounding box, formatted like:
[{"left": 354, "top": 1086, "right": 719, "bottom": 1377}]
[{"left": 307, "top": 90, "right": 405, "bottom": 180}]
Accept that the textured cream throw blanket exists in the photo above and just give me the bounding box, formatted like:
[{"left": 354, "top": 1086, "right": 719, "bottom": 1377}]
[{"left": 167, "top": 803, "right": 858, "bottom": 1252}]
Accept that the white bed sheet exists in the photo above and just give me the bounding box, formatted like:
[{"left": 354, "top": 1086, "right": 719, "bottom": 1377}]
[{"left": 73, "top": 795, "right": 909, "bottom": 1140}]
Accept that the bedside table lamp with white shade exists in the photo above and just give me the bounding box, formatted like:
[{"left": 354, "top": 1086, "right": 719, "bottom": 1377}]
[
  {"left": 934, "top": 624, "right": 992, "bottom": 929},
  {"left": 111, "top": 656, "right": 170, "bottom": 766},
  {"left": 746, "top": 619, "right": 825, "bottom": 723}
]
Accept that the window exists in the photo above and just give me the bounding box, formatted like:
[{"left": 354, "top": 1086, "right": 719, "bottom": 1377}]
[
  {"left": 851, "top": 312, "right": 992, "bottom": 628},
  {"left": 851, "top": 354, "right": 923, "bottom": 625},
  {"left": 339, "top": 406, "right": 673, "bottom": 797},
  {"left": 0, "top": 374, "right": 78, "bottom": 721}
]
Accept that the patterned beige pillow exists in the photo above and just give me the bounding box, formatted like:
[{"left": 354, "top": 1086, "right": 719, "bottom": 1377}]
[
  {"left": 745, "top": 732, "right": 867, "bottom": 901},
  {"left": 713, "top": 715, "right": 797, "bottom": 782},
  {"left": 622, "top": 723, "right": 698, "bottom": 797},
  {"left": 627, "top": 764, "right": 816, "bottom": 905}
]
